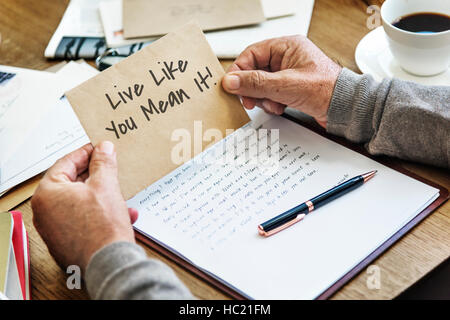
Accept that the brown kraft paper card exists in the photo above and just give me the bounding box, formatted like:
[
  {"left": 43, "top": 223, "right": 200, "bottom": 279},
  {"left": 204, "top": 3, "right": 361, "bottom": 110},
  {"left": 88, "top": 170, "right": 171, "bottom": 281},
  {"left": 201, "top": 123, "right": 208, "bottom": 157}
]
[{"left": 66, "top": 22, "right": 250, "bottom": 199}]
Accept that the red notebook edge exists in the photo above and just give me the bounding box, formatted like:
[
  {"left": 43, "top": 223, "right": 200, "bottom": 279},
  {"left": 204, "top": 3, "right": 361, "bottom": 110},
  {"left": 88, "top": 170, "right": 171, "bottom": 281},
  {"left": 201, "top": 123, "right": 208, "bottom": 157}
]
[
  {"left": 10, "top": 211, "right": 31, "bottom": 300},
  {"left": 10, "top": 211, "right": 26, "bottom": 300},
  {"left": 25, "top": 229, "right": 31, "bottom": 300}
]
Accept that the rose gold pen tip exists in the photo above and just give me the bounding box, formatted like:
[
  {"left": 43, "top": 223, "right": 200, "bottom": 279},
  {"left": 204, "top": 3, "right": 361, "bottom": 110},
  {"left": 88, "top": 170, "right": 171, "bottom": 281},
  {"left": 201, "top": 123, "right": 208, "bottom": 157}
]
[
  {"left": 362, "top": 170, "right": 377, "bottom": 182},
  {"left": 258, "top": 225, "right": 266, "bottom": 236}
]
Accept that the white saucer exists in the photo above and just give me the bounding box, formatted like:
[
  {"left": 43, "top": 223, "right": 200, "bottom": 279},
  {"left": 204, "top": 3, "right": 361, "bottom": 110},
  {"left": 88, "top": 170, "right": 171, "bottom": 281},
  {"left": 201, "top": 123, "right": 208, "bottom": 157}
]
[{"left": 355, "top": 27, "right": 450, "bottom": 86}]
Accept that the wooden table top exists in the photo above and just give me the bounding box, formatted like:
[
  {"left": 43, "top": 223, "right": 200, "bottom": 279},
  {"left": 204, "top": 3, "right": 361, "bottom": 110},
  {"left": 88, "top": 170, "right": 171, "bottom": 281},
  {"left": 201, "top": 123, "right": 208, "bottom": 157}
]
[{"left": 0, "top": 0, "right": 448, "bottom": 300}]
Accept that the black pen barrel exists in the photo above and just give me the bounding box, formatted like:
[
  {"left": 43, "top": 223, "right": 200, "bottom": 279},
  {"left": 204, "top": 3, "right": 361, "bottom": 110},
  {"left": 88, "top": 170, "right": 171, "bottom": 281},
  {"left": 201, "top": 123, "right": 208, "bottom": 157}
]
[
  {"left": 260, "top": 203, "right": 309, "bottom": 231},
  {"left": 260, "top": 175, "right": 366, "bottom": 233},
  {"left": 311, "top": 176, "right": 364, "bottom": 210}
]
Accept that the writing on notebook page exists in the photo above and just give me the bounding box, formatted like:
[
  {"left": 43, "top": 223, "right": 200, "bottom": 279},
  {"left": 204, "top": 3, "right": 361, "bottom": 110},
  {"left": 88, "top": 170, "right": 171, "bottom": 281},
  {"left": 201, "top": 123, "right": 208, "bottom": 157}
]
[{"left": 130, "top": 121, "right": 326, "bottom": 251}]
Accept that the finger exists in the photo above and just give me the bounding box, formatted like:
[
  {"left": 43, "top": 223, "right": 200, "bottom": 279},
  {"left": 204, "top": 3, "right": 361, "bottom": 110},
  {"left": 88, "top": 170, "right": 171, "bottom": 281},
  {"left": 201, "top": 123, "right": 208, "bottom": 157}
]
[
  {"left": 232, "top": 39, "right": 282, "bottom": 72},
  {"left": 46, "top": 144, "right": 94, "bottom": 182},
  {"left": 228, "top": 62, "right": 270, "bottom": 74},
  {"left": 227, "top": 63, "right": 242, "bottom": 73},
  {"left": 262, "top": 99, "right": 286, "bottom": 115},
  {"left": 223, "top": 70, "right": 291, "bottom": 103},
  {"left": 243, "top": 98, "right": 285, "bottom": 114},
  {"left": 76, "top": 170, "right": 89, "bottom": 183},
  {"left": 87, "top": 141, "right": 119, "bottom": 188},
  {"left": 242, "top": 97, "right": 278, "bottom": 114},
  {"left": 128, "top": 208, "right": 139, "bottom": 224},
  {"left": 242, "top": 97, "right": 258, "bottom": 109}
]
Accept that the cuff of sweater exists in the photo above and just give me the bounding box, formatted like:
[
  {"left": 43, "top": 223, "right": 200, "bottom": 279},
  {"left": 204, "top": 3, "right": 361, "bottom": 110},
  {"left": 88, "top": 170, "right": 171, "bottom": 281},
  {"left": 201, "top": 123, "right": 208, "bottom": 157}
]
[
  {"left": 326, "top": 68, "right": 378, "bottom": 143},
  {"left": 85, "top": 241, "right": 146, "bottom": 299}
]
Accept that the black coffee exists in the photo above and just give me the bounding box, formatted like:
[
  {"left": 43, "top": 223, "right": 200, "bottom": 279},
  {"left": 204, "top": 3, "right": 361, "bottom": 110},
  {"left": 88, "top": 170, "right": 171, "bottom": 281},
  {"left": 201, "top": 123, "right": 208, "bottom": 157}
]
[{"left": 392, "top": 12, "right": 450, "bottom": 33}]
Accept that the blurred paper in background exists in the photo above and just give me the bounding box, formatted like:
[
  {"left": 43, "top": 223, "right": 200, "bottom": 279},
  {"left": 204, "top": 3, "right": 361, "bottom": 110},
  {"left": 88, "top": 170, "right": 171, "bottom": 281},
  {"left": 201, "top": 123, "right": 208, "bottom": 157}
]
[
  {"left": 0, "top": 62, "right": 97, "bottom": 196},
  {"left": 122, "top": 0, "right": 266, "bottom": 38},
  {"left": 0, "top": 67, "right": 61, "bottom": 169},
  {"left": 46, "top": 0, "right": 314, "bottom": 59}
]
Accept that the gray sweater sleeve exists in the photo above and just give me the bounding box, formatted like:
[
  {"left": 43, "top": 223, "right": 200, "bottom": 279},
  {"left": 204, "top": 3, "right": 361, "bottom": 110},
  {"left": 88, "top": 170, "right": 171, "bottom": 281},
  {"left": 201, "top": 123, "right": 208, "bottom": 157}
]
[
  {"left": 85, "top": 241, "right": 194, "bottom": 299},
  {"left": 327, "top": 68, "right": 449, "bottom": 168}
]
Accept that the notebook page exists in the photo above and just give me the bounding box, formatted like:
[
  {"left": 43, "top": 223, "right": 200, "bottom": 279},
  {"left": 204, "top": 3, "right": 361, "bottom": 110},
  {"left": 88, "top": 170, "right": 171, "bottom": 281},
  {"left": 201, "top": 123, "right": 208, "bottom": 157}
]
[{"left": 129, "top": 115, "right": 439, "bottom": 299}]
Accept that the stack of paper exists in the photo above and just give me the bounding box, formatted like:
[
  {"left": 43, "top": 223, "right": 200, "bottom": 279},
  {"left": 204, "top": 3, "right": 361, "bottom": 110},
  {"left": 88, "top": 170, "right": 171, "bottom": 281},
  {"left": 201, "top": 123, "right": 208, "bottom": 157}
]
[
  {"left": 121, "top": 0, "right": 267, "bottom": 39},
  {"left": 0, "top": 62, "right": 98, "bottom": 197},
  {"left": 0, "top": 211, "right": 29, "bottom": 300},
  {"left": 45, "top": 0, "right": 314, "bottom": 59}
]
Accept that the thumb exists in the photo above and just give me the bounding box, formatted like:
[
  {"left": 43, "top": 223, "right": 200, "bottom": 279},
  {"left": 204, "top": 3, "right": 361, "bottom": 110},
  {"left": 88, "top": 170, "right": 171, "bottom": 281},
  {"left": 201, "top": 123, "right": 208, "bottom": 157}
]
[
  {"left": 88, "top": 141, "right": 119, "bottom": 187},
  {"left": 222, "top": 70, "right": 289, "bottom": 102},
  {"left": 128, "top": 208, "right": 139, "bottom": 224}
]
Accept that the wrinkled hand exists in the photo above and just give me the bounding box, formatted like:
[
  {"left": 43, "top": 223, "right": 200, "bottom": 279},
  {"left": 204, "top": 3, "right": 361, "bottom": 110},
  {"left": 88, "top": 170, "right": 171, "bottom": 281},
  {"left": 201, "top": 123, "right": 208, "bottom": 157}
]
[
  {"left": 222, "top": 36, "right": 342, "bottom": 128},
  {"left": 32, "top": 141, "right": 138, "bottom": 272}
]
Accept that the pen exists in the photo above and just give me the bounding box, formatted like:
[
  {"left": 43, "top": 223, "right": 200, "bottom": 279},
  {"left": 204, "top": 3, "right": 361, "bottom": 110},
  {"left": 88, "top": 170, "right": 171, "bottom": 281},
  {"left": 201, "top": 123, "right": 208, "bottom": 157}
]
[{"left": 258, "top": 170, "right": 377, "bottom": 237}]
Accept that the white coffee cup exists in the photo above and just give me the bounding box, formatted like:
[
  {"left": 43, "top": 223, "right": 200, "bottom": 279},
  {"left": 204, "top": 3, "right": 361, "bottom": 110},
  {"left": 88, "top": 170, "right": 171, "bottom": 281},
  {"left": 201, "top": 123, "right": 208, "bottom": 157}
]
[{"left": 381, "top": 0, "right": 450, "bottom": 76}]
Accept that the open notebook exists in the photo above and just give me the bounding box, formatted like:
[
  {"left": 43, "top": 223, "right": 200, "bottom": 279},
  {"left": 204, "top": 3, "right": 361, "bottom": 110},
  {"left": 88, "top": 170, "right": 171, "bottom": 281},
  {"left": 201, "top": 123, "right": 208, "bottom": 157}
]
[{"left": 127, "top": 108, "right": 443, "bottom": 299}]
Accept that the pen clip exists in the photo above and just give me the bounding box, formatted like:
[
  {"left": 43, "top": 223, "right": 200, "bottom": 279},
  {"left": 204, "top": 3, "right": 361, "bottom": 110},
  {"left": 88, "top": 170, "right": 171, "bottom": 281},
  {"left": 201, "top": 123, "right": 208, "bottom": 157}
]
[{"left": 258, "top": 214, "right": 306, "bottom": 237}]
